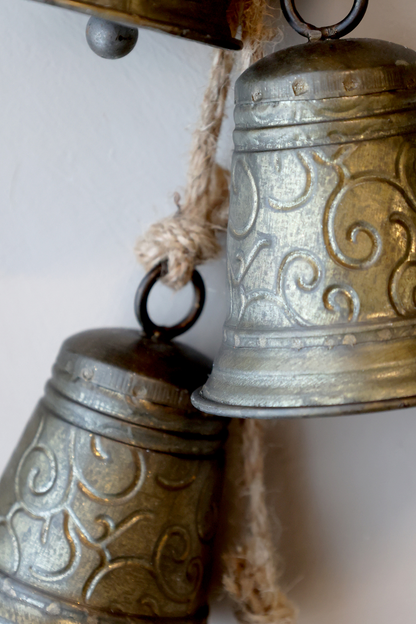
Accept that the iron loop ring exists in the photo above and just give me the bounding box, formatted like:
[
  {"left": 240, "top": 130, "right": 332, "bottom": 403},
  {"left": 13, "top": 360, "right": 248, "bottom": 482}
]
[
  {"left": 280, "top": 0, "right": 368, "bottom": 40},
  {"left": 135, "top": 261, "right": 206, "bottom": 341}
]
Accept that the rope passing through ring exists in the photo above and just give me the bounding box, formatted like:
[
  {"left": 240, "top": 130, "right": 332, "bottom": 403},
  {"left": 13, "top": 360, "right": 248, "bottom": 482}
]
[
  {"left": 280, "top": 0, "right": 369, "bottom": 40},
  {"left": 135, "top": 2, "right": 298, "bottom": 622},
  {"left": 135, "top": 261, "right": 206, "bottom": 341}
]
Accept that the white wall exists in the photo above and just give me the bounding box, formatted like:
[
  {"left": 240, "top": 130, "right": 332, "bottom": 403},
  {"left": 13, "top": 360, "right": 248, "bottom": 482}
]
[{"left": 1, "top": 0, "right": 416, "bottom": 622}]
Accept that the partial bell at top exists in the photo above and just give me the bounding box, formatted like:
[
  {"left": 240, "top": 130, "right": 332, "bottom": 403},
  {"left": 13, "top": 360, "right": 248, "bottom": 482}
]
[
  {"left": 192, "top": 26, "right": 416, "bottom": 418},
  {"left": 31, "top": 0, "right": 242, "bottom": 50}
]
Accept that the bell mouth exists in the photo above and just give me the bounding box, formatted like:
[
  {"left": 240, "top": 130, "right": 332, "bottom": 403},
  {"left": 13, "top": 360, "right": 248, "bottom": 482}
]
[{"left": 191, "top": 388, "right": 416, "bottom": 419}]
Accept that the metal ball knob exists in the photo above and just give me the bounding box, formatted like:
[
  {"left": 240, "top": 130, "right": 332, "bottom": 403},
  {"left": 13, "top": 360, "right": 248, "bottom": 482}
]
[{"left": 86, "top": 17, "right": 139, "bottom": 59}]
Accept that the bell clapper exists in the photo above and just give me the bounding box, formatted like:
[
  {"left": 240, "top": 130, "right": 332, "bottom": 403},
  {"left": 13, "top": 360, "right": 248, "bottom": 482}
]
[{"left": 86, "top": 17, "right": 139, "bottom": 59}]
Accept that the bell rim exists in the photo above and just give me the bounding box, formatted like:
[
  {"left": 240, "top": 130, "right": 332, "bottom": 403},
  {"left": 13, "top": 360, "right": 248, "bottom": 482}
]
[
  {"left": 191, "top": 387, "right": 416, "bottom": 419},
  {"left": 37, "top": 0, "right": 243, "bottom": 50},
  {"left": 0, "top": 570, "right": 210, "bottom": 624}
]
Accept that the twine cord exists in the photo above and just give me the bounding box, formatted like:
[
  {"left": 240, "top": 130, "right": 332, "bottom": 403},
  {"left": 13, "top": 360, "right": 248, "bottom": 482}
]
[
  {"left": 135, "top": 48, "right": 233, "bottom": 290},
  {"left": 223, "top": 420, "right": 297, "bottom": 624}
]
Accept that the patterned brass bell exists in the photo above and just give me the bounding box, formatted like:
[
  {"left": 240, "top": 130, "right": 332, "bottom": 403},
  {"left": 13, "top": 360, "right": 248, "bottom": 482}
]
[
  {"left": 31, "top": 0, "right": 242, "bottom": 51},
  {"left": 193, "top": 1, "right": 416, "bottom": 418},
  {"left": 0, "top": 266, "right": 227, "bottom": 623}
]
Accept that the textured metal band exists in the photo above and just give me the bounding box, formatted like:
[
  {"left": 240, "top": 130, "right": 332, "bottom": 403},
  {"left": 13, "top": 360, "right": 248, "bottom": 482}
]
[
  {"left": 0, "top": 570, "right": 209, "bottom": 624},
  {"left": 222, "top": 318, "right": 416, "bottom": 350},
  {"left": 50, "top": 363, "right": 225, "bottom": 437},
  {"left": 192, "top": 389, "right": 416, "bottom": 419},
  {"left": 234, "top": 107, "right": 416, "bottom": 152},
  {"left": 235, "top": 92, "right": 416, "bottom": 130},
  {"left": 43, "top": 388, "right": 227, "bottom": 455},
  {"left": 55, "top": 349, "right": 192, "bottom": 411},
  {"left": 235, "top": 42, "right": 416, "bottom": 104}
]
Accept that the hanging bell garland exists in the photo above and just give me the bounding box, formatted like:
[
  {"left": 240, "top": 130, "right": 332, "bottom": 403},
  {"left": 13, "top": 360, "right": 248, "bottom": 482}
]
[
  {"left": 193, "top": 0, "right": 416, "bottom": 418},
  {"left": 0, "top": 265, "right": 228, "bottom": 624}
]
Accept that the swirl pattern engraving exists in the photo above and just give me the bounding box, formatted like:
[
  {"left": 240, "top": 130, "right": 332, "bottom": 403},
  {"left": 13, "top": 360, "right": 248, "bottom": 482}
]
[
  {"left": 154, "top": 526, "right": 203, "bottom": 604},
  {"left": 389, "top": 211, "right": 416, "bottom": 316},
  {"left": 0, "top": 417, "right": 149, "bottom": 588},
  {"left": 226, "top": 134, "right": 416, "bottom": 331},
  {"left": 323, "top": 285, "right": 360, "bottom": 323},
  {"left": 269, "top": 152, "right": 315, "bottom": 212},
  {"left": 229, "top": 237, "right": 273, "bottom": 287},
  {"left": 232, "top": 248, "right": 359, "bottom": 327},
  {"left": 316, "top": 141, "right": 416, "bottom": 275},
  {"left": 228, "top": 158, "right": 259, "bottom": 239},
  {"left": 277, "top": 250, "right": 323, "bottom": 326},
  {"left": 0, "top": 411, "right": 218, "bottom": 617}
]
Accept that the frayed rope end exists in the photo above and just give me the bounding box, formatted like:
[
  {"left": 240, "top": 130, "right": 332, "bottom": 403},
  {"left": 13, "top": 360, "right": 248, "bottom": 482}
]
[{"left": 223, "top": 545, "right": 298, "bottom": 624}]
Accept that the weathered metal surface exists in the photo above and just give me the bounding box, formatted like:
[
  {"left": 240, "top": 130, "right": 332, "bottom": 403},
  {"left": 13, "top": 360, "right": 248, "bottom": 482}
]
[
  {"left": 0, "top": 328, "right": 227, "bottom": 623},
  {"left": 193, "top": 39, "right": 416, "bottom": 418},
  {"left": 86, "top": 17, "right": 139, "bottom": 59},
  {"left": 31, "top": 0, "right": 242, "bottom": 50}
]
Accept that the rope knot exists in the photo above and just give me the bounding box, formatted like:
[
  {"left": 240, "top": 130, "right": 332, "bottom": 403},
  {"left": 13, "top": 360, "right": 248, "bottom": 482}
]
[
  {"left": 135, "top": 161, "right": 230, "bottom": 290},
  {"left": 136, "top": 211, "right": 224, "bottom": 290}
]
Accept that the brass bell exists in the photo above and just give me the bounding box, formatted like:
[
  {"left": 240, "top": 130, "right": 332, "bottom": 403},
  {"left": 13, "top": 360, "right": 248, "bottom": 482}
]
[
  {"left": 193, "top": 0, "right": 416, "bottom": 418},
  {"left": 31, "top": 0, "right": 242, "bottom": 59},
  {"left": 0, "top": 266, "right": 227, "bottom": 623}
]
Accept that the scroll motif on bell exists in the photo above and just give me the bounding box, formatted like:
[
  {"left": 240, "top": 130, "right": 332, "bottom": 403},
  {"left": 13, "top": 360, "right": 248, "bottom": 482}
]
[
  {"left": 227, "top": 135, "right": 416, "bottom": 336},
  {"left": 0, "top": 408, "right": 221, "bottom": 617}
]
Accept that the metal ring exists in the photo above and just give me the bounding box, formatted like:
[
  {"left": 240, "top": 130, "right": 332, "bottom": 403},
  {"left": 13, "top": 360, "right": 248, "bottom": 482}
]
[
  {"left": 281, "top": 0, "right": 368, "bottom": 40},
  {"left": 135, "top": 261, "right": 206, "bottom": 341}
]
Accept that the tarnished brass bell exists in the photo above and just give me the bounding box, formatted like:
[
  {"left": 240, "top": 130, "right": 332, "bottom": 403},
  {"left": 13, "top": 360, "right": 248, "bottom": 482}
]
[
  {"left": 30, "top": 0, "right": 242, "bottom": 57},
  {"left": 0, "top": 266, "right": 227, "bottom": 623},
  {"left": 193, "top": 0, "right": 416, "bottom": 418}
]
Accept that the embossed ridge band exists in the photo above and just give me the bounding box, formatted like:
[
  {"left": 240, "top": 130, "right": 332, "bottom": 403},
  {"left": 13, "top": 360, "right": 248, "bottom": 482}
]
[
  {"left": 0, "top": 568, "right": 209, "bottom": 624},
  {"left": 43, "top": 386, "right": 227, "bottom": 455},
  {"left": 55, "top": 351, "right": 193, "bottom": 411},
  {"left": 234, "top": 108, "right": 416, "bottom": 151},
  {"left": 48, "top": 374, "right": 225, "bottom": 438},
  {"left": 235, "top": 91, "right": 416, "bottom": 129},
  {"left": 223, "top": 318, "right": 416, "bottom": 349}
]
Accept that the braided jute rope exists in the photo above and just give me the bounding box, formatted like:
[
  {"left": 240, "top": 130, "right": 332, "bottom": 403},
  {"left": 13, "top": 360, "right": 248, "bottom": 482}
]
[
  {"left": 136, "top": 3, "right": 297, "bottom": 623},
  {"left": 223, "top": 419, "right": 298, "bottom": 624},
  {"left": 135, "top": 47, "right": 233, "bottom": 290}
]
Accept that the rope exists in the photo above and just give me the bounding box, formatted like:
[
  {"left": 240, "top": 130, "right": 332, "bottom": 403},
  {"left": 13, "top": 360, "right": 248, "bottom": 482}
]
[
  {"left": 223, "top": 420, "right": 297, "bottom": 624},
  {"left": 135, "top": 48, "right": 233, "bottom": 290}
]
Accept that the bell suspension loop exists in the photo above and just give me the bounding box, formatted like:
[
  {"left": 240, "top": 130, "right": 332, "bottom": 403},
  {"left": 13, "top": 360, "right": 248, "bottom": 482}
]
[
  {"left": 135, "top": 261, "right": 206, "bottom": 341},
  {"left": 281, "top": 0, "right": 369, "bottom": 40}
]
